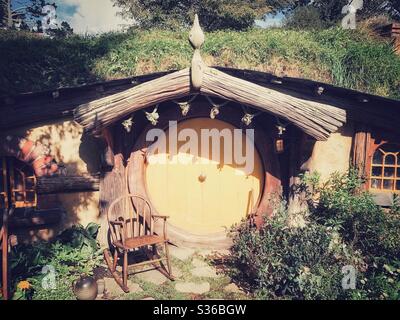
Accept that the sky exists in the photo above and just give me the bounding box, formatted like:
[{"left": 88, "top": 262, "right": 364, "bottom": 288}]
[
  {"left": 13, "top": 0, "right": 284, "bottom": 34},
  {"left": 53, "top": 0, "right": 128, "bottom": 34},
  {"left": 256, "top": 12, "right": 284, "bottom": 28},
  {"left": 13, "top": 0, "right": 129, "bottom": 34}
]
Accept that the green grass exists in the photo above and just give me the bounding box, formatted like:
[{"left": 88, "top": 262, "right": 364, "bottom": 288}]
[{"left": 1, "top": 27, "right": 399, "bottom": 99}]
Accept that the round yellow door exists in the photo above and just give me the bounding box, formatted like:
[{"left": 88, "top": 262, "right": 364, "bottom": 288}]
[{"left": 145, "top": 118, "right": 264, "bottom": 235}]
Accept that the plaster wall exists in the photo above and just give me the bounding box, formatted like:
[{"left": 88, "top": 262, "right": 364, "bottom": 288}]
[
  {"left": 306, "top": 123, "right": 354, "bottom": 181},
  {"left": 4, "top": 119, "right": 102, "bottom": 241}
]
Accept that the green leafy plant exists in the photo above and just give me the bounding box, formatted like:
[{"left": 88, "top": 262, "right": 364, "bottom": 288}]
[
  {"left": 2, "top": 223, "right": 103, "bottom": 300},
  {"left": 230, "top": 169, "right": 400, "bottom": 300}
]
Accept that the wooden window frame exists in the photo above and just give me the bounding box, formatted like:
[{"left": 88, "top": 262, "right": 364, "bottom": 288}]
[
  {"left": 0, "top": 157, "right": 37, "bottom": 210},
  {"left": 369, "top": 144, "right": 400, "bottom": 193}
]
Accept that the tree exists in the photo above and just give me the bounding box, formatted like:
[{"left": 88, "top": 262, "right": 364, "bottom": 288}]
[
  {"left": 1, "top": 0, "right": 22, "bottom": 28},
  {"left": 47, "top": 21, "right": 74, "bottom": 38},
  {"left": 113, "top": 0, "right": 271, "bottom": 31},
  {"left": 284, "top": 5, "right": 327, "bottom": 29},
  {"left": 270, "top": 0, "right": 400, "bottom": 28},
  {"left": 1, "top": 1, "right": 74, "bottom": 37},
  {"left": 309, "top": 1, "right": 399, "bottom": 22}
]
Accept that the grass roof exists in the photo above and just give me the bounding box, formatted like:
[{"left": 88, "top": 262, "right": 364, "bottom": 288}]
[{"left": 0, "top": 27, "right": 399, "bottom": 100}]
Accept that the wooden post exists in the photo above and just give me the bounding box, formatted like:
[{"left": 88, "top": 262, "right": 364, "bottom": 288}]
[
  {"left": 288, "top": 132, "right": 309, "bottom": 215},
  {"left": 1, "top": 157, "right": 10, "bottom": 300},
  {"left": 1, "top": 209, "right": 9, "bottom": 300},
  {"left": 97, "top": 127, "right": 128, "bottom": 248},
  {"left": 352, "top": 123, "right": 371, "bottom": 189}
]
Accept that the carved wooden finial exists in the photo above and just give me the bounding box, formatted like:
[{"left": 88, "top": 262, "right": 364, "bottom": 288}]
[
  {"left": 189, "top": 14, "right": 205, "bottom": 49},
  {"left": 189, "top": 14, "right": 205, "bottom": 91}
]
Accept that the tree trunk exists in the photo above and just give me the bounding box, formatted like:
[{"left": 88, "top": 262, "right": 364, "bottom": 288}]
[{"left": 6, "top": 0, "right": 13, "bottom": 28}]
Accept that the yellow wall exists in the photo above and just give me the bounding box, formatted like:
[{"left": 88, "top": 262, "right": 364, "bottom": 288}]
[
  {"left": 3, "top": 119, "right": 101, "bottom": 241},
  {"left": 306, "top": 124, "right": 354, "bottom": 181}
]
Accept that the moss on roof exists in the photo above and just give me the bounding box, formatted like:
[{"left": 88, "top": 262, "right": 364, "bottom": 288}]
[{"left": 0, "top": 27, "right": 399, "bottom": 100}]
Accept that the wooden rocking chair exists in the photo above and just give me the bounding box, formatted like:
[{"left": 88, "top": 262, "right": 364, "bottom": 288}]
[{"left": 103, "top": 194, "right": 174, "bottom": 293}]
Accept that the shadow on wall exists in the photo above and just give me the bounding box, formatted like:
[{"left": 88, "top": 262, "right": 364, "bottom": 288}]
[{"left": 2, "top": 119, "right": 103, "bottom": 243}]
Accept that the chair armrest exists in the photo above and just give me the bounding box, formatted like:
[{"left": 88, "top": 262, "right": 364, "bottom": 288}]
[
  {"left": 152, "top": 215, "right": 170, "bottom": 220},
  {"left": 152, "top": 215, "right": 169, "bottom": 240},
  {"left": 110, "top": 220, "right": 124, "bottom": 226},
  {"left": 109, "top": 220, "right": 126, "bottom": 244}
]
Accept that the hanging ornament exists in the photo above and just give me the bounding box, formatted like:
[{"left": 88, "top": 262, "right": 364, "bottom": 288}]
[
  {"left": 274, "top": 117, "right": 288, "bottom": 154},
  {"left": 206, "top": 95, "right": 229, "bottom": 119},
  {"left": 241, "top": 105, "right": 262, "bottom": 126},
  {"left": 210, "top": 106, "right": 220, "bottom": 119},
  {"left": 121, "top": 116, "right": 134, "bottom": 133},
  {"left": 173, "top": 94, "right": 198, "bottom": 116},
  {"left": 179, "top": 102, "right": 191, "bottom": 116},
  {"left": 241, "top": 113, "right": 255, "bottom": 126},
  {"left": 276, "top": 124, "right": 286, "bottom": 136},
  {"left": 275, "top": 138, "right": 284, "bottom": 154},
  {"left": 145, "top": 105, "right": 159, "bottom": 126}
]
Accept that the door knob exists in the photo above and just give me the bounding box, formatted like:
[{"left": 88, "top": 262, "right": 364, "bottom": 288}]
[{"left": 198, "top": 173, "right": 207, "bottom": 182}]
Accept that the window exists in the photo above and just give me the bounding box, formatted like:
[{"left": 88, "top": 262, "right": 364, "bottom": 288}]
[
  {"left": 369, "top": 144, "right": 400, "bottom": 192},
  {"left": 0, "top": 157, "right": 37, "bottom": 209}
]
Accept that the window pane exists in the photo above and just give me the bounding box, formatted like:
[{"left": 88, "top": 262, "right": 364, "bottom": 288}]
[
  {"left": 384, "top": 167, "right": 395, "bottom": 178},
  {"left": 385, "top": 154, "right": 396, "bottom": 165},
  {"left": 26, "top": 192, "right": 35, "bottom": 203},
  {"left": 373, "top": 150, "right": 383, "bottom": 164},
  {"left": 396, "top": 180, "right": 400, "bottom": 191},
  {"left": 26, "top": 178, "right": 35, "bottom": 189},
  {"left": 372, "top": 166, "right": 383, "bottom": 177},
  {"left": 371, "top": 179, "right": 381, "bottom": 189},
  {"left": 383, "top": 180, "right": 393, "bottom": 190},
  {"left": 14, "top": 192, "right": 24, "bottom": 202}
]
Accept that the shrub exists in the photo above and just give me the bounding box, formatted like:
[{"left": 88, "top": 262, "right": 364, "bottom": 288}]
[
  {"left": 1, "top": 223, "right": 102, "bottom": 300},
  {"left": 311, "top": 169, "right": 400, "bottom": 260},
  {"left": 230, "top": 169, "right": 400, "bottom": 300},
  {"left": 230, "top": 206, "right": 349, "bottom": 299}
]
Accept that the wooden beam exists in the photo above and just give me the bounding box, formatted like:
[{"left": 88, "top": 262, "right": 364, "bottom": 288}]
[
  {"left": 74, "top": 68, "right": 191, "bottom": 135},
  {"left": 74, "top": 67, "right": 347, "bottom": 140},
  {"left": 36, "top": 174, "right": 100, "bottom": 194},
  {"left": 200, "top": 67, "right": 346, "bottom": 140}
]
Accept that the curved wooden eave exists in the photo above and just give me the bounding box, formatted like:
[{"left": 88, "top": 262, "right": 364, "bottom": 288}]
[{"left": 73, "top": 67, "right": 347, "bottom": 140}]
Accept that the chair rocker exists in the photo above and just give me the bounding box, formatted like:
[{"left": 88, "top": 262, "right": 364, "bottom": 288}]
[{"left": 103, "top": 194, "right": 174, "bottom": 293}]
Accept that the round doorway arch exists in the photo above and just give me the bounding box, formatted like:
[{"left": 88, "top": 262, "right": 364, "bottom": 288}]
[{"left": 127, "top": 100, "right": 281, "bottom": 248}]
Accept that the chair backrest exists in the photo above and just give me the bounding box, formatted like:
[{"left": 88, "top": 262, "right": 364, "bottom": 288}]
[{"left": 107, "top": 194, "right": 153, "bottom": 243}]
